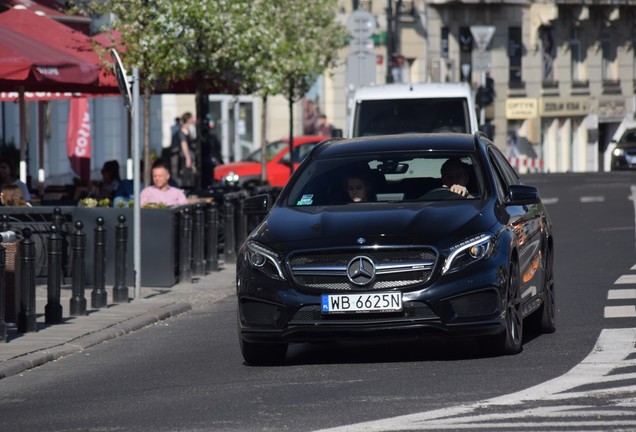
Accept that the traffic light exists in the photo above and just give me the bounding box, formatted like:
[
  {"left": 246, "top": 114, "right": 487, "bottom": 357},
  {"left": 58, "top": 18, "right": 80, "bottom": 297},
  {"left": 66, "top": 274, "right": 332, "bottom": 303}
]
[
  {"left": 477, "top": 75, "right": 495, "bottom": 107},
  {"left": 477, "top": 87, "right": 491, "bottom": 107}
]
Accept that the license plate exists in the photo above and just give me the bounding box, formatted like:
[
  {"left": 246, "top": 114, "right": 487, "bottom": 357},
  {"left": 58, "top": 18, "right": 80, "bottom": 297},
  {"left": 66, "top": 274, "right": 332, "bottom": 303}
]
[{"left": 321, "top": 292, "right": 402, "bottom": 313}]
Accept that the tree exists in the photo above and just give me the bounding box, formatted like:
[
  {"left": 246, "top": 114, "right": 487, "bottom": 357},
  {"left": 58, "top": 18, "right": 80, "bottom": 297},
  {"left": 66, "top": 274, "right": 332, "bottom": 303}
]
[
  {"left": 69, "top": 0, "right": 181, "bottom": 187},
  {"left": 248, "top": 0, "right": 347, "bottom": 180},
  {"left": 71, "top": 0, "right": 346, "bottom": 187},
  {"left": 69, "top": 0, "right": 252, "bottom": 189},
  {"left": 157, "top": 0, "right": 260, "bottom": 189}
]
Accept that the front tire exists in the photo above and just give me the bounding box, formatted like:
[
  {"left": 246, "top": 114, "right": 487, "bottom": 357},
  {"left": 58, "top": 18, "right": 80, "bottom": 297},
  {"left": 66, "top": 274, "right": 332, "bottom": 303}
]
[
  {"left": 485, "top": 260, "right": 523, "bottom": 356},
  {"left": 528, "top": 248, "right": 556, "bottom": 334}
]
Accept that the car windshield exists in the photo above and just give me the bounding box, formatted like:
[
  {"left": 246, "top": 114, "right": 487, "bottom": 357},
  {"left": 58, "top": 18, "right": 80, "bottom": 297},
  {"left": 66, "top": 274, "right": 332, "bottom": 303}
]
[
  {"left": 245, "top": 140, "right": 288, "bottom": 163},
  {"left": 619, "top": 129, "right": 636, "bottom": 144},
  {"left": 354, "top": 98, "right": 471, "bottom": 136},
  {"left": 286, "top": 153, "right": 482, "bottom": 206}
]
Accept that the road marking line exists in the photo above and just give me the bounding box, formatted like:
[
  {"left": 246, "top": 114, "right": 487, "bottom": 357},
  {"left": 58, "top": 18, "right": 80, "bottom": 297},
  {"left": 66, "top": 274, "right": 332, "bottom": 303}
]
[
  {"left": 580, "top": 196, "right": 605, "bottom": 203},
  {"left": 608, "top": 289, "right": 636, "bottom": 300},
  {"left": 631, "top": 264, "right": 636, "bottom": 271},
  {"left": 605, "top": 305, "right": 636, "bottom": 318},
  {"left": 312, "top": 329, "right": 636, "bottom": 432},
  {"left": 542, "top": 197, "right": 559, "bottom": 205},
  {"left": 614, "top": 274, "right": 636, "bottom": 284}
]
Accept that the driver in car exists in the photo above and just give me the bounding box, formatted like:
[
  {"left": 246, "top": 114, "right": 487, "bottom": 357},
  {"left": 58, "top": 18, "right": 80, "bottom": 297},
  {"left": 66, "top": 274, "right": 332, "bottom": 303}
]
[{"left": 441, "top": 157, "right": 473, "bottom": 198}]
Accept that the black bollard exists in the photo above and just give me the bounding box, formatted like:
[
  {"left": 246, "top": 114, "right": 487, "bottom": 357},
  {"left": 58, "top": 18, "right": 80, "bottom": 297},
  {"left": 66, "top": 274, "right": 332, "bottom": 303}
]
[
  {"left": 0, "top": 214, "right": 9, "bottom": 233},
  {"left": 223, "top": 197, "right": 236, "bottom": 264},
  {"left": 192, "top": 203, "right": 206, "bottom": 276},
  {"left": 70, "top": 221, "right": 87, "bottom": 316},
  {"left": 0, "top": 240, "right": 6, "bottom": 342},
  {"left": 45, "top": 225, "right": 63, "bottom": 324},
  {"left": 206, "top": 203, "right": 219, "bottom": 272},
  {"left": 52, "top": 207, "right": 69, "bottom": 280},
  {"left": 179, "top": 208, "right": 193, "bottom": 283},
  {"left": 235, "top": 192, "right": 247, "bottom": 250},
  {"left": 52, "top": 207, "right": 65, "bottom": 231},
  {"left": 17, "top": 228, "right": 36, "bottom": 333},
  {"left": 91, "top": 217, "right": 108, "bottom": 309},
  {"left": 112, "top": 215, "right": 128, "bottom": 303}
]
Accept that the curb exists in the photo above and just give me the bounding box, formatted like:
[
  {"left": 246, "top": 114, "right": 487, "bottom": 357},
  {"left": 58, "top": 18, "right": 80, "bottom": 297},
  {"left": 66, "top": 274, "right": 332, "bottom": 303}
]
[{"left": 0, "top": 302, "right": 192, "bottom": 380}]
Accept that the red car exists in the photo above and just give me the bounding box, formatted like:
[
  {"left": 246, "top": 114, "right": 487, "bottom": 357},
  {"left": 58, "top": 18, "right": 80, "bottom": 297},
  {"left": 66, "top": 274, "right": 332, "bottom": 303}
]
[{"left": 214, "top": 136, "right": 329, "bottom": 188}]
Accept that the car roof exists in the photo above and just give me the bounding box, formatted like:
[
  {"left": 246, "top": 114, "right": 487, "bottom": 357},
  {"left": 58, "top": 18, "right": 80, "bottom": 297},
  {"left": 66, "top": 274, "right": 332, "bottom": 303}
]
[
  {"left": 312, "top": 133, "right": 479, "bottom": 159},
  {"left": 353, "top": 83, "right": 473, "bottom": 101},
  {"left": 273, "top": 135, "right": 330, "bottom": 146}
]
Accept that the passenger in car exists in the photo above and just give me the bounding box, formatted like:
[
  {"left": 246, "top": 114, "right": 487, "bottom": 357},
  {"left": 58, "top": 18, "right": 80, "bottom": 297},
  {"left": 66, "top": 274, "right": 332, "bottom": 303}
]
[
  {"left": 345, "top": 171, "right": 372, "bottom": 203},
  {"left": 441, "top": 157, "right": 474, "bottom": 198}
]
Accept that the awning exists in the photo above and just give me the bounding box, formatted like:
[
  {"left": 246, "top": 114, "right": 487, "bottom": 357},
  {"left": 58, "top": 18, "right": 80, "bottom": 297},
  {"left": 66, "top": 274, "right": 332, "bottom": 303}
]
[{"left": 0, "top": 8, "right": 117, "bottom": 94}]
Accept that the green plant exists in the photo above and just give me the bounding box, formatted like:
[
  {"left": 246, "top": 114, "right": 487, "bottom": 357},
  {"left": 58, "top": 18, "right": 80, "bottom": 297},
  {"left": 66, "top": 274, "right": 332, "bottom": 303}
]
[
  {"left": 79, "top": 197, "right": 111, "bottom": 208},
  {"left": 142, "top": 202, "right": 168, "bottom": 209}
]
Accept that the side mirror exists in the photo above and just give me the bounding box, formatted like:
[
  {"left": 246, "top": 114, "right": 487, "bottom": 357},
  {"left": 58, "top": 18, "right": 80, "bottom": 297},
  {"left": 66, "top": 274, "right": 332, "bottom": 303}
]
[
  {"left": 507, "top": 184, "right": 540, "bottom": 205},
  {"left": 243, "top": 194, "right": 271, "bottom": 216}
]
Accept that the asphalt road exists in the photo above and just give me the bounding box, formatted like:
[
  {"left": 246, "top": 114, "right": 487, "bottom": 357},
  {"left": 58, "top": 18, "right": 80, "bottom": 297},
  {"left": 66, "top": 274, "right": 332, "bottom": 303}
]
[{"left": 1, "top": 172, "right": 635, "bottom": 431}]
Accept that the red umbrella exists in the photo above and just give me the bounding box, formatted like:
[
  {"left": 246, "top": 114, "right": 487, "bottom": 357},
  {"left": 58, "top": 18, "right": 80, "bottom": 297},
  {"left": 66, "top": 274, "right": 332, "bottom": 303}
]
[
  {"left": 0, "top": 25, "right": 100, "bottom": 89},
  {"left": 0, "top": 8, "right": 119, "bottom": 186},
  {"left": 0, "top": 8, "right": 117, "bottom": 93}
]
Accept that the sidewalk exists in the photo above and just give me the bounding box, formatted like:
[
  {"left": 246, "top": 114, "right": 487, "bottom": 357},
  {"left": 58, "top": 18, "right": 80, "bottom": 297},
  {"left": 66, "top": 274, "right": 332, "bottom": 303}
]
[{"left": 0, "top": 262, "right": 236, "bottom": 380}]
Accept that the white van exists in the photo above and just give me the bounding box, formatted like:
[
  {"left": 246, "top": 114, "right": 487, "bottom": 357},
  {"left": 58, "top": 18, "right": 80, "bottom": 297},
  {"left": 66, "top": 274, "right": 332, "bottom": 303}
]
[{"left": 348, "top": 83, "right": 478, "bottom": 138}]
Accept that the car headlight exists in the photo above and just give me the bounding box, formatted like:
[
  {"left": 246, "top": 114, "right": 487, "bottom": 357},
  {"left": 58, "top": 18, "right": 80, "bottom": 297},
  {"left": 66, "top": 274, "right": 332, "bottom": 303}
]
[
  {"left": 442, "top": 233, "right": 494, "bottom": 275},
  {"left": 246, "top": 241, "right": 286, "bottom": 280},
  {"left": 223, "top": 171, "right": 240, "bottom": 185},
  {"left": 613, "top": 148, "right": 625, "bottom": 157}
]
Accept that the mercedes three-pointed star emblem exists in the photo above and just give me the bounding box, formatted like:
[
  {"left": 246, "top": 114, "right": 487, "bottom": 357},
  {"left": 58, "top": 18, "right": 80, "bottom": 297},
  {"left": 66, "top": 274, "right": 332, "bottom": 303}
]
[{"left": 346, "top": 256, "right": 376, "bottom": 286}]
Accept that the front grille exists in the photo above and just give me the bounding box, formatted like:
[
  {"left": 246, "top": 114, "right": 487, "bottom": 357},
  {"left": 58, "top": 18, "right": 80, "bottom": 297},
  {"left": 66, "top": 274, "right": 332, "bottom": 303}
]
[
  {"left": 288, "top": 248, "right": 437, "bottom": 291},
  {"left": 289, "top": 301, "right": 439, "bottom": 323}
]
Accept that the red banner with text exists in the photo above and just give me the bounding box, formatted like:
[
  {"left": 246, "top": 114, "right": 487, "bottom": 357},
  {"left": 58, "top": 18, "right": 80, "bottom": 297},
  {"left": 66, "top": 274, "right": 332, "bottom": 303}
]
[{"left": 66, "top": 98, "right": 91, "bottom": 182}]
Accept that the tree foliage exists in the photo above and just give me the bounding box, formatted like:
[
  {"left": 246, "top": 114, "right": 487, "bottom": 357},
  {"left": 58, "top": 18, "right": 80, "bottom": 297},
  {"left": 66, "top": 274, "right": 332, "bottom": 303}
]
[{"left": 69, "top": 0, "right": 346, "bottom": 185}]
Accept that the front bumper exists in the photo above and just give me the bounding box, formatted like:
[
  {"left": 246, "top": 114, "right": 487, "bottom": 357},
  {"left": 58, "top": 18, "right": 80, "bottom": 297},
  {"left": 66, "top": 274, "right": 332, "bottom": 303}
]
[{"left": 237, "top": 261, "right": 507, "bottom": 344}]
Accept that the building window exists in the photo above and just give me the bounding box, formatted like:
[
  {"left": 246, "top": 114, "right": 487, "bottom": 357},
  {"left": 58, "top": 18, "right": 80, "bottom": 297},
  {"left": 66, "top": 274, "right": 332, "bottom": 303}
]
[
  {"left": 508, "top": 27, "right": 522, "bottom": 85},
  {"left": 601, "top": 29, "right": 620, "bottom": 93},
  {"left": 570, "top": 28, "right": 586, "bottom": 85},
  {"left": 632, "top": 39, "right": 636, "bottom": 92},
  {"left": 601, "top": 29, "right": 617, "bottom": 81},
  {"left": 539, "top": 26, "right": 556, "bottom": 83},
  {"left": 459, "top": 27, "right": 473, "bottom": 83}
]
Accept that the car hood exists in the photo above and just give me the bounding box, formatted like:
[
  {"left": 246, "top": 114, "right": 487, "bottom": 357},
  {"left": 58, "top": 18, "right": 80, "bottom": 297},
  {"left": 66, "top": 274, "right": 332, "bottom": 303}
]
[
  {"left": 214, "top": 162, "right": 259, "bottom": 179},
  {"left": 253, "top": 201, "right": 497, "bottom": 251}
]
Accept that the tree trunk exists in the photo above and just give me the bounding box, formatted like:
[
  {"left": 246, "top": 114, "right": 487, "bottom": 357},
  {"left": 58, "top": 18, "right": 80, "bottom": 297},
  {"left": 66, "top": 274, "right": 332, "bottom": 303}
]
[
  {"left": 288, "top": 79, "right": 294, "bottom": 178},
  {"left": 195, "top": 69, "right": 206, "bottom": 192},
  {"left": 260, "top": 95, "right": 268, "bottom": 184},
  {"left": 143, "top": 86, "right": 152, "bottom": 189}
]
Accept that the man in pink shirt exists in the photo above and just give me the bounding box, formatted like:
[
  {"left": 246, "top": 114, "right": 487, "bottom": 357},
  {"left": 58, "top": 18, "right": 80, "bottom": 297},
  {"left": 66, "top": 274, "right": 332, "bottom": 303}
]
[{"left": 140, "top": 160, "right": 188, "bottom": 207}]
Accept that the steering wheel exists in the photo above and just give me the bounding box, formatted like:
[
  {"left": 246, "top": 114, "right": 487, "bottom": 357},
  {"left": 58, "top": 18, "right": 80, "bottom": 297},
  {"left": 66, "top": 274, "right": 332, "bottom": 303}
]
[{"left": 419, "top": 187, "right": 461, "bottom": 200}]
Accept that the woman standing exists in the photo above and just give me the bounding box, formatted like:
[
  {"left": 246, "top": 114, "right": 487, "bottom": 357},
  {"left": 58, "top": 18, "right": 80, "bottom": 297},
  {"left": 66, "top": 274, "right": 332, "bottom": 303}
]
[{"left": 177, "top": 112, "right": 197, "bottom": 188}]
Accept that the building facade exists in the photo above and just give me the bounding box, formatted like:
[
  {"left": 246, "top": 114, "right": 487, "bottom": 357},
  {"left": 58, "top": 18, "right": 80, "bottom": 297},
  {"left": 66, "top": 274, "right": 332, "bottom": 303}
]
[
  {"left": 3, "top": 0, "right": 636, "bottom": 192},
  {"left": 330, "top": 0, "right": 636, "bottom": 174}
]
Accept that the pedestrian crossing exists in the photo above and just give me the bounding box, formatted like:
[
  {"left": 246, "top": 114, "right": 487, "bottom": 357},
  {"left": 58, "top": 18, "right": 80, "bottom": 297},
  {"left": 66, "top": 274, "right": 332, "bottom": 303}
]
[
  {"left": 314, "top": 328, "right": 636, "bottom": 432},
  {"left": 541, "top": 196, "right": 610, "bottom": 205},
  {"left": 606, "top": 277, "right": 636, "bottom": 318}
]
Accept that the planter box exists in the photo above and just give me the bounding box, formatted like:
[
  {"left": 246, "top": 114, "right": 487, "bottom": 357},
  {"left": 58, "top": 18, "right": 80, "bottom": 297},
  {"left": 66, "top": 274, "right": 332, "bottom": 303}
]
[{"left": 73, "top": 206, "right": 184, "bottom": 288}]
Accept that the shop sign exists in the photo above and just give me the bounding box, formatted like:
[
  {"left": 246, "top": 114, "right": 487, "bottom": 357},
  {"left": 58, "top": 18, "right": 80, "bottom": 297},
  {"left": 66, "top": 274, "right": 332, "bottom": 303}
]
[
  {"left": 597, "top": 97, "right": 626, "bottom": 121},
  {"left": 540, "top": 97, "right": 589, "bottom": 117},
  {"left": 506, "top": 98, "right": 538, "bottom": 119}
]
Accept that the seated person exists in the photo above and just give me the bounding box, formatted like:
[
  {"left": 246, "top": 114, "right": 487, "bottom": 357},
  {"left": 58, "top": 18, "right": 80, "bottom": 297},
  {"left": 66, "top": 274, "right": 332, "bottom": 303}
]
[
  {"left": 421, "top": 157, "right": 473, "bottom": 199},
  {"left": 441, "top": 157, "right": 473, "bottom": 198},
  {"left": 140, "top": 160, "right": 188, "bottom": 207},
  {"left": 345, "top": 170, "right": 373, "bottom": 203},
  {"left": 1, "top": 184, "right": 31, "bottom": 207},
  {"left": 114, "top": 160, "right": 179, "bottom": 206}
]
